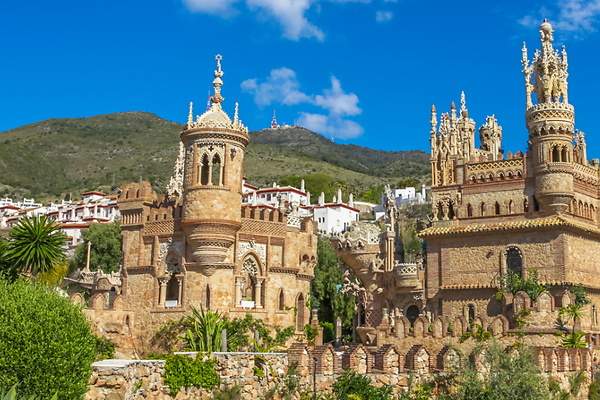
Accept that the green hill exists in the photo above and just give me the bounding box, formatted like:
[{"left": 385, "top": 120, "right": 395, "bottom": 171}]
[{"left": 0, "top": 112, "right": 429, "bottom": 202}]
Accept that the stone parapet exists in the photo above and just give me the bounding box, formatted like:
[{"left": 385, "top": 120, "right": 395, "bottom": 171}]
[{"left": 86, "top": 343, "right": 592, "bottom": 399}]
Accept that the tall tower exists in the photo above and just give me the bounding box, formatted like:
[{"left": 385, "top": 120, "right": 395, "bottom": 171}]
[
  {"left": 181, "top": 55, "right": 249, "bottom": 266},
  {"left": 522, "top": 20, "right": 574, "bottom": 213}
]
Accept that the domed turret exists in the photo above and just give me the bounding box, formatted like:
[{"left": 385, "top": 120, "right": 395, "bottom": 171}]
[{"left": 180, "top": 55, "right": 249, "bottom": 266}]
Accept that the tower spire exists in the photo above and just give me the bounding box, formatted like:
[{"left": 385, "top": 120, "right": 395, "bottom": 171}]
[
  {"left": 187, "top": 101, "right": 194, "bottom": 127},
  {"left": 209, "top": 54, "right": 225, "bottom": 108},
  {"left": 460, "top": 91, "right": 467, "bottom": 116},
  {"left": 233, "top": 101, "right": 240, "bottom": 126},
  {"left": 271, "top": 110, "right": 279, "bottom": 129},
  {"left": 430, "top": 104, "right": 437, "bottom": 133}
]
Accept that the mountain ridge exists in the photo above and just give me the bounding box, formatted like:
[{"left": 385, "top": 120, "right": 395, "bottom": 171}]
[{"left": 0, "top": 112, "right": 429, "bottom": 201}]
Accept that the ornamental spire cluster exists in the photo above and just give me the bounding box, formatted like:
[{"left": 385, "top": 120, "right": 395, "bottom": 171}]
[{"left": 521, "top": 19, "right": 570, "bottom": 109}]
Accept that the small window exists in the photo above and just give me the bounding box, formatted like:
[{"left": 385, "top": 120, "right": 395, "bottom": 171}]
[
  {"left": 278, "top": 289, "right": 285, "bottom": 311},
  {"left": 211, "top": 154, "right": 222, "bottom": 186},
  {"left": 467, "top": 204, "right": 473, "bottom": 217},
  {"left": 495, "top": 202, "right": 501, "bottom": 215},
  {"left": 467, "top": 304, "right": 476, "bottom": 324},
  {"left": 200, "top": 154, "right": 210, "bottom": 185},
  {"left": 406, "top": 305, "right": 420, "bottom": 325},
  {"left": 506, "top": 247, "right": 523, "bottom": 276}
]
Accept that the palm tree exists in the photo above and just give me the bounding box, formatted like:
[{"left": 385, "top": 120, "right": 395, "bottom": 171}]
[
  {"left": 6, "top": 216, "right": 66, "bottom": 276},
  {"left": 559, "top": 303, "right": 587, "bottom": 349}
]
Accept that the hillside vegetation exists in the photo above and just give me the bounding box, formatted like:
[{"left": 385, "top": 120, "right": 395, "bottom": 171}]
[{"left": 0, "top": 112, "right": 429, "bottom": 202}]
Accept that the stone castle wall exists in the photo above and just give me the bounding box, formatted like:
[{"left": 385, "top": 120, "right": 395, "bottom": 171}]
[{"left": 86, "top": 344, "right": 593, "bottom": 400}]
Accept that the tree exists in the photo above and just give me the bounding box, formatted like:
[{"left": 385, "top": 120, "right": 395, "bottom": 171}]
[
  {"left": 0, "top": 279, "right": 96, "bottom": 399},
  {"left": 310, "top": 237, "right": 355, "bottom": 340},
  {"left": 4, "top": 216, "right": 66, "bottom": 276},
  {"left": 71, "top": 222, "right": 121, "bottom": 273}
]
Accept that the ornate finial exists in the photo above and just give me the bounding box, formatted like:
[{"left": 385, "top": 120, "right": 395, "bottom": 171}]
[
  {"left": 210, "top": 54, "right": 225, "bottom": 107},
  {"left": 233, "top": 101, "right": 239, "bottom": 125},
  {"left": 187, "top": 101, "right": 194, "bottom": 126},
  {"left": 460, "top": 91, "right": 467, "bottom": 113},
  {"left": 540, "top": 19, "right": 554, "bottom": 52},
  {"left": 430, "top": 104, "right": 437, "bottom": 132}
]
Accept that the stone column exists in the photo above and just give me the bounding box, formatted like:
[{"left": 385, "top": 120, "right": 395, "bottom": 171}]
[
  {"left": 159, "top": 278, "right": 168, "bottom": 307},
  {"left": 235, "top": 278, "right": 242, "bottom": 306},
  {"left": 255, "top": 280, "right": 263, "bottom": 308},
  {"left": 176, "top": 276, "right": 183, "bottom": 307},
  {"left": 335, "top": 317, "right": 342, "bottom": 347}
]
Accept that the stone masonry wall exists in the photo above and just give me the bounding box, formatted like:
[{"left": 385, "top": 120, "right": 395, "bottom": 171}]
[{"left": 87, "top": 344, "right": 592, "bottom": 400}]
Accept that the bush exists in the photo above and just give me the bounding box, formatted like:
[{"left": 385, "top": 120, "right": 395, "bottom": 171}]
[
  {"left": 94, "top": 335, "right": 115, "bottom": 360},
  {"left": 0, "top": 279, "right": 96, "bottom": 399},
  {"left": 0, "top": 385, "right": 58, "bottom": 400},
  {"left": 164, "top": 355, "right": 220, "bottom": 396},
  {"left": 333, "top": 370, "right": 393, "bottom": 400}
]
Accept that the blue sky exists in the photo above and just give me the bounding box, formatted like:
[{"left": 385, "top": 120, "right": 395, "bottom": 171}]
[{"left": 2, "top": 0, "right": 600, "bottom": 153}]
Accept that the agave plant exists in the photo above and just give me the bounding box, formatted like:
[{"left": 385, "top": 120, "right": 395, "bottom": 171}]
[
  {"left": 184, "top": 306, "right": 226, "bottom": 352},
  {"left": 0, "top": 385, "right": 58, "bottom": 400},
  {"left": 6, "top": 216, "right": 66, "bottom": 276}
]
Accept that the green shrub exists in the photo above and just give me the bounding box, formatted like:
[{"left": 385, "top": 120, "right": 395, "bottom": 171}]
[
  {"left": 94, "top": 335, "right": 115, "bottom": 360},
  {"left": 0, "top": 385, "right": 58, "bottom": 400},
  {"left": 332, "top": 370, "right": 393, "bottom": 400},
  {"left": 164, "top": 355, "right": 220, "bottom": 396},
  {"left": 0, "top": 279, "right": 96, "bottom": 399},
  {"left": 589, "top": 374, "right": 600, "bottom": 400}
]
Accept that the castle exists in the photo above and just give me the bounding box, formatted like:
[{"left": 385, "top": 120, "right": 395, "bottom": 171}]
[
  {"left": 86, "top": 55, "right": 317, "bottom": 352},
  {"left": 335, "top": 19, "right": 600, "bottom": 351}
]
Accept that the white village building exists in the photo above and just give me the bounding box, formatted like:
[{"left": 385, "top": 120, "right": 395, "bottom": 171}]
[
  {"left": 242, "top": 180, "right": 359, "bottom": 235},
  {"left": 1, "top": 191, "right": 119, "bottom": 250}
]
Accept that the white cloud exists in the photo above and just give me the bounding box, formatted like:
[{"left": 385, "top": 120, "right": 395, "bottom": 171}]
[
  {"left": 246, "top": 0, "right": 324, "bottom": 41},
  {"left": 183, "top": 0, "right": 239, "bottom": 15},
  {"left": 375, "top": 10, "right": 394, "bottom": 23},
  {"left": 296, "top": 112, "right": 364, "bottom": 139},
  {"left": 241, "top": 68, "right": 311, "bottom": 106},
  {"left": 555, "top": 0, "right": 600, "bottom": 33},
  {"left": 242, "top": 69, "right": 363, "bottom": 138},
  {"left": 519, "top": 0, "right": 600, "bottom": 37},
  {"left": 314, "top": 77, "right": 361, "bottom": 116},
  {"left": 183, "top": 0, "right": 398, "bottom": 40}
]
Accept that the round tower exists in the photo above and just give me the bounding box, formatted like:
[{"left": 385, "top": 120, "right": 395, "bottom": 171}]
[
  {"left": 522, "top": 20, "right": 574, "bottom": 214},
  {"left": 181, "top": 55, "right": 249, "bottom": 265}
]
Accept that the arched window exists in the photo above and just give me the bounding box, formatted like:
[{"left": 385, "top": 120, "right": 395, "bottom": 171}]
[
  {"left": 480, "top": 202, "right": 486, "bottom": 216},
  {"left": 561, "top": 147, "right": 568, "bottom": 162},
  {"left": 205, "top": 284, "right": 211, "bottom": 310},
  {"left": 296, "top": 294, "right": 305, "bottom": 331},
  {"left": 495, "top": 202, "right": 501, "bottom": 215},
  {"left": 578, "top": 201, "right": 584, "bottom": 217},
  {"left": 552, "top": 145, "right": 560, "bottom": 162},
  {"left": 448, "top": 203, "right": 455, "bottom": 220},
  {"left": 242, "top": 257, "right": 259, "bottom": 302},
  {"left": 585, "top": 203, "right": 590, "bottom": 219},
  {"left": 436, "top": 202, "right": 444, "bottom": 220},
  {"left": 508, "top": 200, "right": 514, "bottom": 214},
  {"left": 278, "top": 289, "right": 285, "bottom": 311},
  {"left": 506, "top": 247, "right": 523, "bottom": 276},
  {"left": 467, "top": 203, "right": 473, "bottom": 217},
  {"left": 467, "top": 304, "right": 476, "bottom": 324},
  {"left": 591, "top": 205, "right": 596, "bottom": 221},
  {"left": 406, "top": 305, "right": 420, "bottom": 325},
  {"left": 200, "top": 154, "right": 210, "bottom": 185},
  {"left": 211, "top": 154, "right": 222, "bottom": 186}
]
